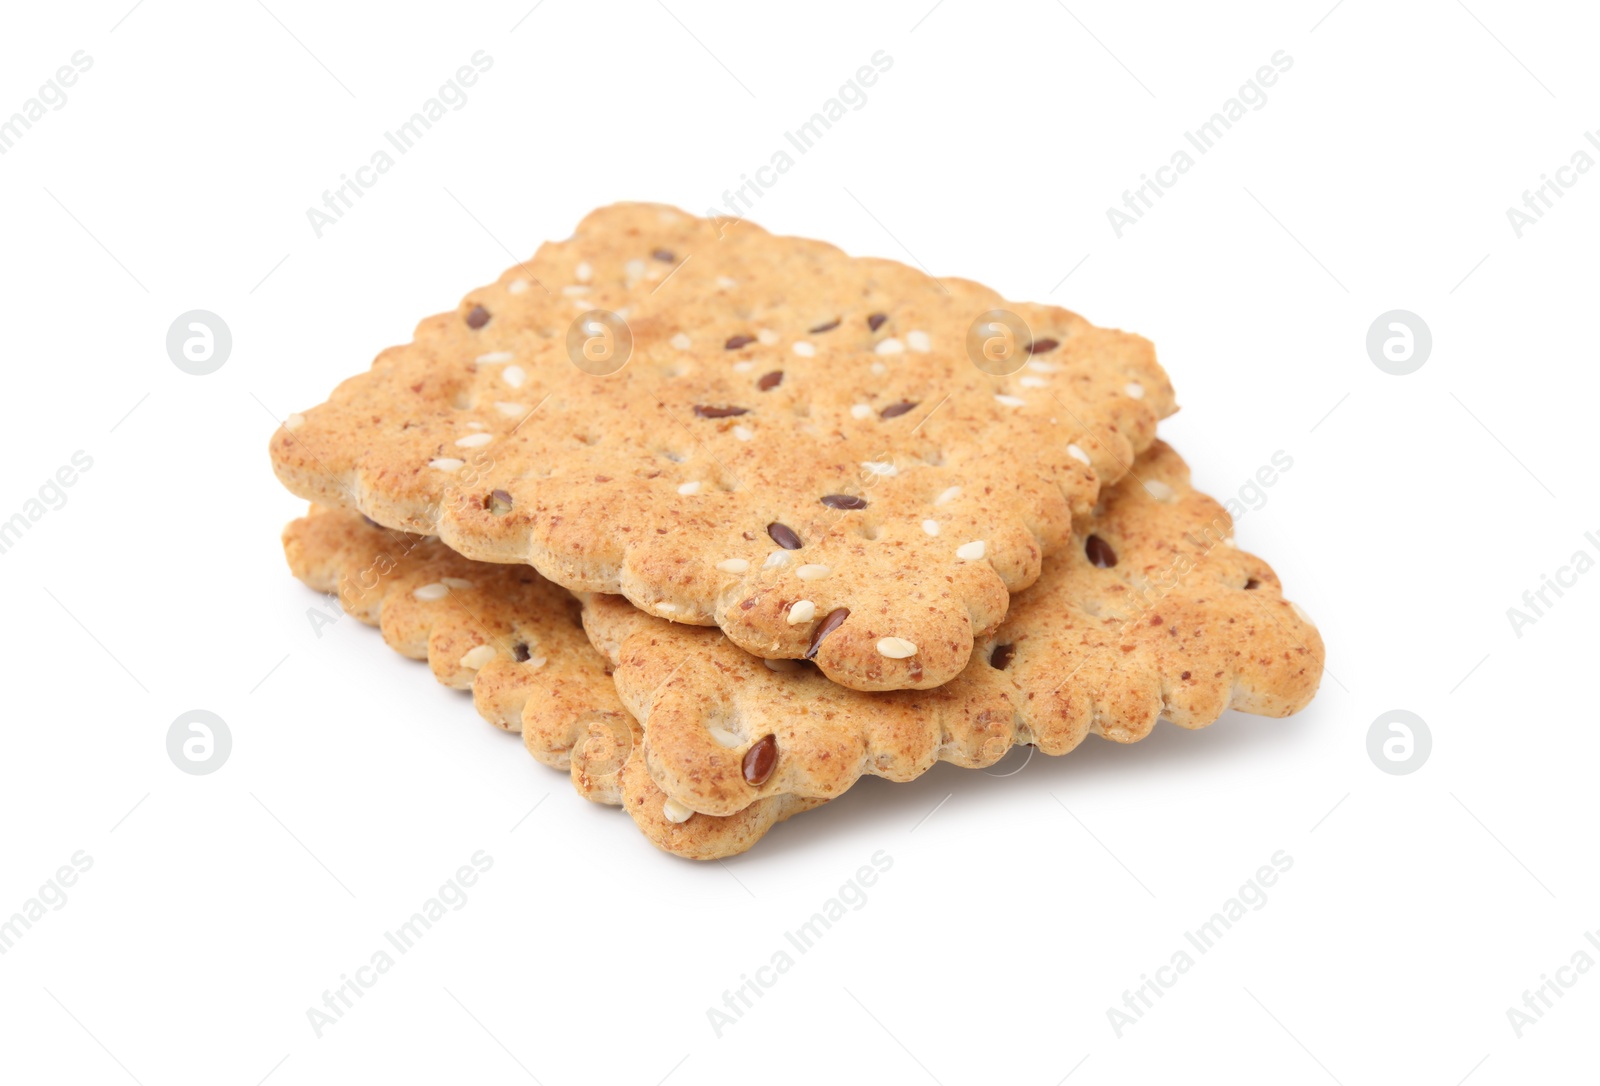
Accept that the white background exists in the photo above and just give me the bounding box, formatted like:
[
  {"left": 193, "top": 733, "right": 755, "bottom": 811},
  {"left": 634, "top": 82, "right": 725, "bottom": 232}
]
[{"left": 1, "top": 0, "right": 1595, "bottom": 1082}]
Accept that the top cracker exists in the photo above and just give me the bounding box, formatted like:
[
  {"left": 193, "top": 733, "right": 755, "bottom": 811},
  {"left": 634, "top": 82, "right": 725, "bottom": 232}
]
[{"left": 270, "top": 203, "right": 1176, "bottom": 690}]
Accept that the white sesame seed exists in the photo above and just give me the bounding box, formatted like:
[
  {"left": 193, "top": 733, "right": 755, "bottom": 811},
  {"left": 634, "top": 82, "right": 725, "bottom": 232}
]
[
  {"left": 732, "top": 360, "right": 755, "bottom": 373},
  {"left": 625, "top": 259, "right": 646, "bottom": 280},
  {"left": 956, "top": 540, "right": 987, "bottom": 560},
  {"left": 465, "top": 421, "right": 488, "bottom": 431},
  {"left": 850, "top": 403, "right": 872, "bottom": 419},
  {"left": 575, "top": 261, "right": 593, "bottom": 283},
  {"left": 440, "top": 577, "right": 474, "bottom": 590},
  {"left": 870, "top": 362, "right": 887, "bottom": 376},
  {"left": 284, "top": 413, "right": 306, "bottom": 431},
  {"left": 526, "top": 656, "right": 548, "bottom": 669},
  {"left": 733, "top": 425, "right": 754, "bottom": 441},
  {"left": 995, "top": 394, "right": 1026, "bottom": 408},
  {"left": 662, "top": 798, "right": 694, "bottom": 823},
  {"left": 657, "top": 602, "right": 678, "bottom": 613},
  {"left": 507, "top": 279, "right": 529, "bottom": 294},
  {"left": 1027, "top": 360, "right": 1060, "bottom": 373},
  {"left": 876, "top": 637, "right": 918, "bottom": 659},
  {"left": 935, "top": 486, "right": 961, "bottom": 505},
  {"left": 476, "top": 351, "right": 514, "bottom": 364},
  {"left": 787, "top": 600, "right": 816, "bottom": 624},
  {"left": 413, "top": 583, "right": 450, "bottom": 601},
  {"left": 1223, "top": 537, "right": 1236, "bottom": 547},
  {"left": 861, "top": 461, "right": 897, "bottom": 477},
  {"left": 428, "top": 458, "right": 465, "bottom": 472},
  {"left": 717, "top": 558, "right": 749, "bottom": 574},
  {"left": 906, "top": 330, "right": 931, "bottom": 353},
  {"left": 459, "top": 645, "right": 497, "bottom": 670},
  {"left": 562, "top": 284, "right": 590, "bottom": 296},
  {"left": 792, "top": 341, "right": 816, "bottom": 357},
  {"left": 764, "top": 657, "right": 803, "bottom": 672},
  {"left": 455, "top": 433, "right": 493, "bottom": 448},
  {"left": 1143, "top": 479, "right": 1176, "bottom": 502},
  {"left": 1019, "top": 376, "right": 1047, "bottom": 389},
  {"left": 502, "top": 365, "right": 526, "bottom": 388},
  {"left": 796, "top": 564, "right": 831, "bottom": 581},
  {"left": 677, "top": 481, "right": 701, "bottom": 495},
  {"left": 493, "top": 401, "right": 526, "bottom": 417},
  {"left": 1067, "top": 444, "right": 1091, "bottom": 465},
  {"left": 708, "top": 726, "right": 742, "bottom": 748},
  {"left": 875, "top": 337, "right": 905, "bottom": 355},
  {"left": 757, "top": 329, "right": 780, "bottom": 345},
  {"left": 670, "top": 332, "right": 692, "bottom": 350},
  {"left": 716, "top": 276, "right": 738, "bottom": 289},
  {"left": 922, "top": 519, "right": 940, "bottom": 536},
  {"left": 1124, "top": 382, "right": 1146, "bottom": 399},
  {"left": 763, "top": 550, "right": 789, "bottom": 569}
]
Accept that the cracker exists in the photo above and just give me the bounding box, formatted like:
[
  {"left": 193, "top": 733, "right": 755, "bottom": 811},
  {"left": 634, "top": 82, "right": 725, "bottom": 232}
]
[
  {"left": 579, "top": 441, "right": 1325, "bottom": 818},
  {"left": 282, "top": 505, "right": 814, "bottom": 859},
  {"left": 270, "top": 202, "right": 1176, "bottom": 691}
]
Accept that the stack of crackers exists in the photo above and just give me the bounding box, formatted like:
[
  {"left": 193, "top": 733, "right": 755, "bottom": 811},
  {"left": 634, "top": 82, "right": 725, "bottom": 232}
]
[{"left": 271, "top": 204, "right": 1324, "bottom": 859}]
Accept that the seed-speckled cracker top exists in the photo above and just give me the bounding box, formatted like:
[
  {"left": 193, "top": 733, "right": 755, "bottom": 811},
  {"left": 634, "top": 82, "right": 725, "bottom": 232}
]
[
  {"left": 578, "top": 442, "right": 1325, "bottom": 819},
  {"left": 270, "top": 202, "right": 1176, "bottom": 692},
  {"left": 282, "top": 505, "right": 817, "bottom": 859}
]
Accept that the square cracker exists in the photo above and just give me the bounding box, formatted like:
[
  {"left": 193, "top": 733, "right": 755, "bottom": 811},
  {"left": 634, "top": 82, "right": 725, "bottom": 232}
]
[
  {"left": 578, "top": 442, "right": 1325, "bottom": 818},
  {"left": 282, "top": 505, "right": 818, "bottom": 860},
  {"left": 270, "top": 203, "right": 1176, "bottom": 692}
]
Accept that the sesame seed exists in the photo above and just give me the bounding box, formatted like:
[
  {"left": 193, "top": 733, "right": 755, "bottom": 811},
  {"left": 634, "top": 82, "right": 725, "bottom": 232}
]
[
  {"left": 493, "top": 402, "right": 526, "bottom": 417},
  {"left": 792, "top": 341, "right": 816, "bottom": 357},
  {"left": 1027, "top": 360, "right": 1060, "bottom": 373},
  {"left": 995, "top": 394, "right": 1026, "bottom": 407},
  {"left": 1067, "top": 444, "right": 1091, "bottom": 465},
  {"left": 716, "top": 276, "right": 737, "bottom": 289},
  {"left": 670, "top": 333, "right": 692, "bottom": 350},
  {"left": 763, "top": 550, "right": 789, "bottom": 569},
  {"left": 465, "top": 421, "right": 488, "bottom": 431},
  {"left": 709, "top": 726, "right": 742, "bottom": 748},
  {"left": 284, "top": 413, "right": 306, "bottom": 431},
  {"left": 562, "top": 284, "right": 590, "bottom": 296},
  {"left": 413, "top": 583, "right": 450, "bottom": 601},
  {"left": 875, "top": 338, "right": 904, "bottom": 355},
  {"left": 757, "top": 329, "right": 780, "bottom": 345},
  {"left": 428, "top": 458, "right": 465, "bottom": 472},
  {"left": 662, "top": 798, "right": 694, "bottom": 823},
  {"left": 507, "top": 278, "right": 529, "bottom": 294},
  {"left": 717, "top": 558, "right": 750, "bottom": 574},
  {"left": 502, "top": 365, "right": 526, "bottom": 388},
  {"left": 575, "top": 261, "right": 593, "bottom": 282},
  {"left": 922, "top": 519, "right": 939, "bottom": 536},
  {"left": 861, "top": 461, "right": 897, "bottom": 477},
  {"left": 459, "top": 645, "right": 496, "bottom": 669},
  {"left": 733, "top": 426, "right": 754, "bottom": 441},
  {"left": 526, "top": 656, "right": 547, "bottom": 668},
  {"left": 956, "top": 540, "right": 986, "bottom": 560},
  {"left": 764, "top": 657, "right": 803, "bottom": 672},
  {"left": 677, "top": 481, "right": 701, "bottom": 495},
  {"left": 876, "top": 637, "right": 918, "bottom": 659},
  {"left": 732, "top": 361, "right": 755, "bottom": 373},
  {"left": 1125, "top": 382, "right": 1146, "bottom": 399},
  {"left": 625, "top": 259, "right": 646, "bottom": 280},
  {"left": 1143, "top": 479, "right": 1176, "bottom": 502},
  {"left": 476, "top": 351, "right": 514, "bottom": 364},
  {"left": 850, "top": 403, "right": 872, "bottom": 419},
  {"left": 787, "top": 600, "right": 816, "bottom": 624},
  {"left": 440, "top": 577, "right": 474, "bottom": 589},
  {"left": 935, "top": 486, "right": 961, "bottom": 505},
  {"left": 796, "top": 564, "right": 832, "bottom": 581},
  {"left": 1020, "top": 376, "right": 1047, "bottom": 388},
  {"left": 455, "top": 433, "right": 493, "bottom": 448},
  {"left": 906, "top": 330, "right": 931, "bottom": 352}
]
